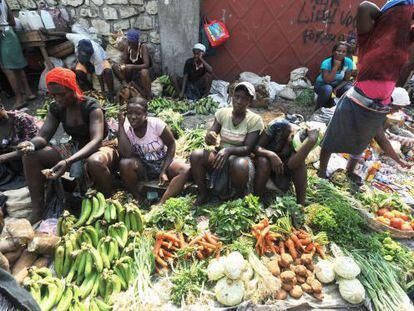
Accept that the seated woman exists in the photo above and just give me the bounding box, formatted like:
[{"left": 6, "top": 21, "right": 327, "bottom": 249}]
[
  {"left": 112, "top": 29, "right": 152, "bottom": 99},
  {"left": 190, "top": 82, "right": 264, "bottom": 205},
  {"left": 18, "top": 68, "right": 118, "bottom": 224},
  {"left": 254, "top": 119, "right": 319, "bottom": 205},
  {"left": 0, "top": 105, "right": 40, "bottom": 182},
  {"left": 314, "top": 42, "right": 354, "bottom": 110},
  {"left": 118, "top": 97, "right": 189, "bottom": 204}
]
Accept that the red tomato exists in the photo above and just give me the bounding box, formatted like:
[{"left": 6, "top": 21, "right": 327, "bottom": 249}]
[
  {"left": 377, "top": 208, "right": 389, "bottom": 216},
  {"left": 383, "top": 212, "right": 394, "bottom": 219},
  {"left": 390, "top": 218, "right": 404, "bottom": 230},
  {"left": 401, "top": 223, "right": 414, "bottom": 231},
  {"left": 400, "top": 214, "right": 410, "bottom": 221}
]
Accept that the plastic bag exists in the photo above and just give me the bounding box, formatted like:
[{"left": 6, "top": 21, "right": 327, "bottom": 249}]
[
  {"left": 204, "top": 19, "right": 230, "bottom": 47},
  {"left": 289, "top": 67, "right": 313, "bottom": 89},
  {"left": 38, "top": 57, "right": 65, "bottom": 93},
  {"left": 210, "top": 80, "right": 230, "bottom": 108},
  {"left": 3, "top": 187, "right": 32, "bottom": 219},
  {"left": 4, "top": 218, "right": 34, "bottom": 244},
  {"left": 279, "top": 86, "right": 296, "bottom": 100},
  {"left": 269, "top": 82, "right": 285, "bottom": 100}
]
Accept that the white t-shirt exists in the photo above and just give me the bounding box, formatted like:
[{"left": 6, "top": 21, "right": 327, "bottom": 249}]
[
  {"left": 66, "top": 33, "right": 107, "bottom": 75},
  {"left": 124, "top": 117, "right": 167, "bottom": 162}
]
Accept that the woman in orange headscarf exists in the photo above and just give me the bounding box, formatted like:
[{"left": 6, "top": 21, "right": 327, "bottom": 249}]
[{"left": 18, "top": 67, "right": 118, "bottom": 224}]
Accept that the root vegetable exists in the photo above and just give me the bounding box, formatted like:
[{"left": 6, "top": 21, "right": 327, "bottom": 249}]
[
  {"left": 27, "top": 233, "right": 60, "bottom": 255},
  {"left": 215, "top": 278, "right": 245, "bottom": 307},
  {"left": 306, "top": 276, "right": 316, "bottom": 285},
  {"left": 279, "top": 253, "right": 293, "bottom": 268},
  {"left": 280, "top": 271, "right": 296, "bottom": 283},
  {"left": 208, "top": 257, "right": 226, "bottom": 281},
  {"left": 294, "top": 258, "right": 301, "bottom": 265},
  {"left": 266, "top": 259, "right": 280, "bottom": 276},
  {"left": 0, "top": 252, "right": 10, "bottom": 272},
  {"left": 310, "top": 280, "right": 322, "bottom": 294},
  {"left": 301, "top": 254, "right": 313, "bottom": 266},
  {"left": 297, "top": 276, "right": 306, "bottom": 284},
  {"left": 290, "top": 234, "right": 303, "bottom": 250},
  {"left": 313, "top": 292, "right": 324, "bottom": 301},
  {"left": 279, "top": 241, "right": 285, "bottom": 255},
  {"left": 4, "top": 219, "right": 34, "bottom": 244},
  {"left": 294, "top": 265, "right": 308, "bottom": 277},
  {"left": 0, "top": 239, "right": 18, "bottom": 253},
  {"left": 306, "top": 270, "right": 313, "bottom": 278},
  {"left": 225, "top": 252, "right": 246, "bottom": 280},
  {"left": 275, "top": 289, "right": 288, "bottom": 300},
  {"left": 306, "top": 263, "right": 315, "bottom": 272},
  {"left": 285, "top": 239, "right": 297, "bottom": 259},
  {"left": 32, "top": 257, "right": 49, "bottom": 269},
  {"left": 290, "top": 285, "right": 303, "bottom": 299},
  {"left": 3, "top": 247, "right": 23, "bottom": 266},
  {"left": 301, "top": 283, "right": 313, "bottom": 294},
  {"left": 11, "top": 250, "right": 37, "bottom": 275},
  {"left": 282, "top": 283, "right": 294, "bottom": 291}
]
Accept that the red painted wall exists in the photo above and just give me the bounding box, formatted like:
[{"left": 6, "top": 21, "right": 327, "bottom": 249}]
[{"left": 201, "top": 0, "right": 384, "bottom": 83}]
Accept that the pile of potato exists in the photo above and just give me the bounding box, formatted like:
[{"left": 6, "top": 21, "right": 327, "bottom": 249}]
[{"left": 263, "top": 252, "right": 324, "bottom": 301}]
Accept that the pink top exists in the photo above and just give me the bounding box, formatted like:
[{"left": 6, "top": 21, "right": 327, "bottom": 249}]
[
  {"left": 124, "top": 117, "right": 167, "bottom": 161},
  {"left": 354, "top": 80, "right": 396, "bottom": 105}
]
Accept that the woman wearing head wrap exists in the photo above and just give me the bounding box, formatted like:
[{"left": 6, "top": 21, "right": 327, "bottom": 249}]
[
  {"left": 318, "top": 0, "right": 414, "bottom": 185},
  {"left": 112, "top": 28, "right": 152, "bottom": 98},
  {"left": 18, "top": 68, "right": 118, "bottom": 224},
  {"left": 171, "top": 43, "right": 214, "bottom": 101}
]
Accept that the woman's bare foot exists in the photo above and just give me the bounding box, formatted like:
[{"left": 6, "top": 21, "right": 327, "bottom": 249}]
[{"left": 194, "top": 194, "right": 209, "bottom": 206}]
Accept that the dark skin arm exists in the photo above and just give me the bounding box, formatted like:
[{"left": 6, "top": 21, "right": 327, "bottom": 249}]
[
  {"left": 333, "top": 71, "right": 352, "bottom": 93},
  {"left": 356, "top": 1, "right": 381, "bottom": 35},
  {"left": 117, "top": 111, "right": 133, "bottom": 158},
  {"left": 6, "top": 3, "right": 15, "bottom": 27},
  {"left": 180, "top": 74, "right": 189, "bottom": 98},
  {"left": 50, "top": 109, "right": 105, "bottom": 179},
  {"left": 213, "top": 131, "right": 260, "bottom": 170},
  {"left": 159, "top": 126, "right": 176, "bottom": 185},
  {"left": 374, "top": 127, "right": 412, "bottom": 168},
  {"left": 321, "top": 61, "right": 342, "bottom": 84},
  {"left": 125, "top": 45, "right": 150, "bottom": 70},
  {"left": 286, "top": 129, "right": 319, "bottom": 170},
  {"left": 254, "top": 133, "right": 284, "bottom": 175},
  {"left": 198, "top": 54, "right": 213, "bottom": 73}
]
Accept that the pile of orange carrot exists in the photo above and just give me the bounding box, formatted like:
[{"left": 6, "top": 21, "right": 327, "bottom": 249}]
[
  {"left": 252, "top": 219, "right": 326, "bottom": 259},
  {"left": 153, "top": 231, "right": 222, "bottom": 271}
]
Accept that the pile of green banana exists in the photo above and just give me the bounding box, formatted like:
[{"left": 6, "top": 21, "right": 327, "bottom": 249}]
[
  {"left": 158, "top": 75, "right": 178, "bottom": 97},
  {"left": 36, "top": 98, "right": 53, "bottom": 120},
  {"left": 24, "top": 266, "right": 113, "bottom": 311},
  {"left": 193, "top": 97, "right": 219, "bottom": 115},
  {"left": 148, "top": 97, "right": 190, "bottom": 115}
]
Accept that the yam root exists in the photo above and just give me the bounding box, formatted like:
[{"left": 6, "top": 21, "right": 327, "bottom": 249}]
[
  {"left": 301, "top": 283, "right": 313, "bottom": 294},
  {"left": 313, "top": 292, "right": 324, "bottom": 301},
  {"left": 297, "top": 276, "right": 306, "bottom": 284},
  {"left": 3, "top": 247, "right": 23, "bottom": 266},
  {"left": 306, "top": 276, "right": 316, "bottom": 285},
  {"left": 294, "top": 265, "right": 308, "bottom": 277},
  {"left": 0, "top": 239, "right": 18, "bottom": 253},
  {"left": 280, "top": 271, "right": 296, "bottom": 283},
  {"left": 4, "top": 219, "right": 34, "bottom": 244},
  {"left": 310, "top": 280, "right": 322, "bottom": 294},
  {"left": 301, "top": 254, "right": 313, "bottom": 266},
  {"left": 306, "top": 263, "right": 315, "bottom": 272},
  {"left": 0, "top": 252, "right": 10, "bottom": 272},
  {"left": 12, "top": 250, "right": 37, "bottom": 276},
  {"left": 13, "top": 268, "right": 29, "bottom": 285},
  {"left": 279, "top": 253, "right": 293, "bottom": 268},
  {"left": 275, "top": 289, "right": 288, "bottom": 300},
  {"left": 266, "top": 259, "right": 280, "bottom": 276},
  {"left": 27, "top": 233, "right": 60, "bottom": 255},
  {"left": 289, "top": 285, "right": 303, "bottom": 299},
  {"left": 32, "top": 257, "right": 49, "bottom": 269},
  {"left": 282, "top": 283, "right": 294, "bottom": 292}
]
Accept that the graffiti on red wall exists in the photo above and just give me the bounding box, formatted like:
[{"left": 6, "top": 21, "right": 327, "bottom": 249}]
[{"left": 297, "top": 0, "right": 357, "bottom": 45}]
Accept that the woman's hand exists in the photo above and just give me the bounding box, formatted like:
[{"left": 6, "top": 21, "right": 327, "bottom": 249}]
[
  {"left": 398, "top": 159, "right": 413, "bottom": 169},
  {"left": 205, "top": 131, "right": 218, "bottom": 146},
  {"left": 333, "top": 59, "right": 342, "bottom": 69},
  {"left": 49, "top": 160, "right": 68, "bottom": 179},
  {"left": 269, "top": 153, "right": 284, "bottom": 175},
  {"left": 213, "top": 148, "right": 229, "bottom": 170},
  {"left": 159, "top": 172, "right": 169, "bottom": 186},
  {"left": 118, "top": 111, "right": 126, "bottom": 126},
  {"left": 17, "top": 141, "right": 35, "bottom": 155}
]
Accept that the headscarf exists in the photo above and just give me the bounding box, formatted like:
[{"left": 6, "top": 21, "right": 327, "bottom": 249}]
[
  {"left": 126, "top": 29, "right": 140, "bottom": 43},
  {"left": 45, "top": 67, "right": 84, "bottom": 99}
]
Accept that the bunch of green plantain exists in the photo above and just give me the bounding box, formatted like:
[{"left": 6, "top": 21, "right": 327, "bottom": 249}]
[
  {"left": 148, "top": 97, "right": 190, "bottom": 115},
  {"left": 193, "top": 97, "right": 219, "bottom": 115},
  {"left": 158, "top": 75, "right": 178, "bottom": 97},
  {"left": 24, "top": 268, "right": 64, "bottom": 311},
  {"left": 36, "top": 98, "right": 53, "bottom": 120},
  {"left": 73, "top": 191, "right": 108, "bottom": 228},
  {"left": 56, "top": 210, "right": 77, "bottom": 236}
]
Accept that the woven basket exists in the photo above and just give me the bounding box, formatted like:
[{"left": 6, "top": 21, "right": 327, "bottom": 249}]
[
  {"left": 349, "top": 197, "right": 414, "bottom": 239},
  {"left": 46, "top": 41, "right": 74, "bottom": 59}
]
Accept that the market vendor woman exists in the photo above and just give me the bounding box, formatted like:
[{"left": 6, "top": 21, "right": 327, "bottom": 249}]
[
  {"left": 118, "top": 97, "right": 190, "bottom": 204},
  {"left": 254, "top": 120, "right": 319, "bottom": 205},
  {"left": 18, "top": 68, "right": 118, "bottom": 224},
  {"left": 314, "top": 42, "right": 354, "bottom": 110},
  {"left": 190, "top": 82, "right": 264, "bottom": 205},
  {"left": 318, "top": 0, "right": 414, "bottom": 184}
]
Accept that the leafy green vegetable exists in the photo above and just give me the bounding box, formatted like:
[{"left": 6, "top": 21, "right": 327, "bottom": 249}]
[
  {"left": 306, "top": 176, "right": 380, "bottom": 251},
  {"left": 145, "top": 197, "right": 195, "bottom": 233},
  {"left": 209, "top": 195, "right": 262, "bottom": 243},
  {"left": 157, "top": 109, "right": 184, "bottom": 138},
  {"left": 295, "top": 89, "right": 315, "bottom": 107},
  {"left": 356, "top": 189, "right": 410, "bottom": 214},
  {"left": 170, "top": 260, "right": 208, "bottom": 306},
  {"left": 270, "top": 196, "right": 305, "bottom": 228},
  {"left": 229, "top": 236, "right": 255, "bottom": 258},
  {"left": 176, "top": 127, "right": 212, "bottom": 159},
  {"left": 305, "top": 203, "right": 337, "bottom": 232}
]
